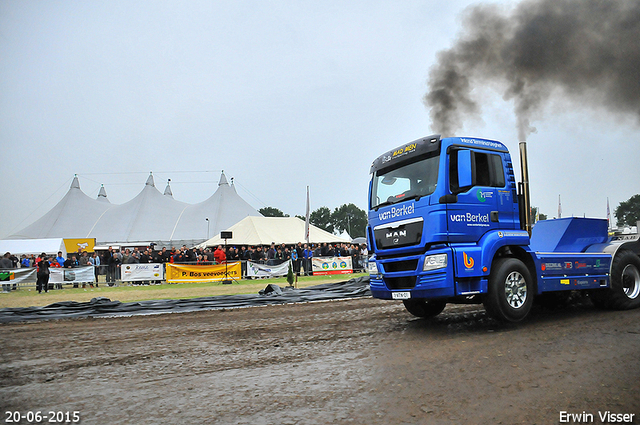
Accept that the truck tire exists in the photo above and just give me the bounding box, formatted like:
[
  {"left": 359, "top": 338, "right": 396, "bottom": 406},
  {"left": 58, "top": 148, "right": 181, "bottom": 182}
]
[
  {"left": 597, "top": 250, "right": 640, "bottom": 310},
  {"left": 403, "top": 299, "right": 446, "bottom": 318},
  {"left": 483, "top": 257, "right": 534, "bottom": 323}
]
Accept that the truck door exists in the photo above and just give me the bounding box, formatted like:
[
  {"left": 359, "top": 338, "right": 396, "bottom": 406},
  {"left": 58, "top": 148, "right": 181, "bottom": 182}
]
[{"left": 446, "top": 149, "right": 512, "bottom": 243}]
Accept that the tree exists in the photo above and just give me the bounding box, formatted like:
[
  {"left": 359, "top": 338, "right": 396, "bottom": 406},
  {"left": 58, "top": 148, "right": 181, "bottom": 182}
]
[
  {"left": 259, "top": 207, "right": 289, "bottom": 218},
  {"left": 286, "top": 261, "right": 294, "bottom": 287},
  {"left": 615, "top": 194, "right": 640, "bottom": 226},
  {"left": 310, "top": 206, "right": 334, "bottom": 233},
  {"left": 531, "top": 207, "right": 547, "bottom": 224},
  {"left": 331, "top": 204, "right": 367, "bottom": 238}
]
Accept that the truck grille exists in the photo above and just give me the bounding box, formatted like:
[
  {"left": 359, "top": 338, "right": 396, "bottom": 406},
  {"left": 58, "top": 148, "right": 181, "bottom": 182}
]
[
  {"left": 374, "top": 219, "right": 423, "bottom": 249},
  {"left": 384, "top": 276, "right": 416, "bottom": 290},
  {"left": 382, "top": 259, "right": 418, "bottom": 273}
]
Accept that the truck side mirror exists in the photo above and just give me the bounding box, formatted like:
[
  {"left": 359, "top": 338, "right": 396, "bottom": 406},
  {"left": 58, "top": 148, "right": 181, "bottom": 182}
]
[{"left": 457, "top": 149, "right": 474, "bottom": 188}]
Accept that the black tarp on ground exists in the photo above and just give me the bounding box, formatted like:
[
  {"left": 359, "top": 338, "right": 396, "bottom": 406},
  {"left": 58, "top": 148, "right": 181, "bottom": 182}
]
[{"left": 0, "top": 276, "right": 371, "bottom": 323}]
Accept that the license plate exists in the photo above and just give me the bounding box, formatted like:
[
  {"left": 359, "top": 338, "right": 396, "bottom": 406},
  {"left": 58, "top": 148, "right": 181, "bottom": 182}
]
[{"left": 392, "top": 291, "right": 411, "bottom": 300}]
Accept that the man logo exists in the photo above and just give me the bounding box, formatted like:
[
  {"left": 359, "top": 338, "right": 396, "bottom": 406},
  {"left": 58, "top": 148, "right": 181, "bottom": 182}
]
[
  {"left": 386, "top": 229, "right": 406, "bottom": 245},
  {"left": 463, "top": 252, "right": 474, "bottom": 269}
]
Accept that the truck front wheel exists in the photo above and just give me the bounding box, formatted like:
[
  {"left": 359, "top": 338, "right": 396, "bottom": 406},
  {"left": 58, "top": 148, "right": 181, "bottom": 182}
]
[
  {"left": 403, "top": 299, "right": 446, "bottom": 318},
  {"left": 484, "top": 258, "right": 534, "bottom": 323}
]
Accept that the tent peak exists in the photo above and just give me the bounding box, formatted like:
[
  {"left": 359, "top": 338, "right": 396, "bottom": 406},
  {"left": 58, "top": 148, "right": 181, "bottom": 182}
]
[
  {"left": 71, "top": 175, "right": 80, "bottom": 189},
  {"left": 164, "top": 179, "right": 173, "bottom": 197},
  {"left": 145, "top": 172, "right": 155, "bottom": 187},
  {"left": 219, "top": 171, "right": 229, "bottom": 186},
  {"left": 97, "top": 184, "right": 109, "bottom": 199}
]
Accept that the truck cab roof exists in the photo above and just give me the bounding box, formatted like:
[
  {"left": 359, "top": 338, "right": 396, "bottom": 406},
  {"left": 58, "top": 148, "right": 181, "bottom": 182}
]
[{"left": 370, "top": 135, "right": 509, "bottom": 175}]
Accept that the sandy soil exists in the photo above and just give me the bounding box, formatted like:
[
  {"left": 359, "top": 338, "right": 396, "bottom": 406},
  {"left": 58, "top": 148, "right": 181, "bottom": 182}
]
[{"left": 1, "top": 297, "right": 639, "bottom": 425}]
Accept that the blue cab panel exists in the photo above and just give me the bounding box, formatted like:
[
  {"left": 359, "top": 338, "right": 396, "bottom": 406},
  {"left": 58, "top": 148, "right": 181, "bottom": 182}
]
[{"left": 529, "top": 217, "right": 608, "bottom": 253}]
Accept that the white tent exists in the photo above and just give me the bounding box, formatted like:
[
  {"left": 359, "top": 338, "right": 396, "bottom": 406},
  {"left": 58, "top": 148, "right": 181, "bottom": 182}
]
[
  {"left": 197, "top": 216, "right": 351, "bottom": 248},
  {"left": 8, "top": 176, "right": 111, "bottom": 240},
  {"left": 87, "top": 173, "right": 189, "bottom": 244},
  {"left": 8, "top": 172, "right": 263, "bottom": 247},
  {"left": 0, "top": 238, "right": 66, "bottom": 257},
  {"left": 170, "top": 172, "right": 262, "bottom": 242}
]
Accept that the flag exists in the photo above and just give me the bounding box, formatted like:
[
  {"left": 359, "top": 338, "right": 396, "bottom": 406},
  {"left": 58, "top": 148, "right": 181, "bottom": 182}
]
[
  {"left": 607, "top": 197, "right": 611, "bottom": 228},
  {"left": 304, "top": 186, "right": 310, "bottom": 244}
]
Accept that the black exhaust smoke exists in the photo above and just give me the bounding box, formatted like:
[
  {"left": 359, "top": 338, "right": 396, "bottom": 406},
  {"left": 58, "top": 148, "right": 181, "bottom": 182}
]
[{"left": 424, "top": 0, "right": 640, "bottom": 140}]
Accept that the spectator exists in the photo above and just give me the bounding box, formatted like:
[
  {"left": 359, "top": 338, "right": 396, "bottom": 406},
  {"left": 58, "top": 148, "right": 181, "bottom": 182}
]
[
  {"left": 79, "top": 251, "right": 90, "bottom": 266},
  {"left": 303, "top": 244, "right": 313, "bottom": 276},
  {"left": 89, "top": 252, "right": 100, "bottom": 287},
  {"left": 1, "top": 253, "right": 12, "bottom": 292},
  {"left": 140, "top": 249, "right": 151, "bottom": 264},
  {"left": 267, "top": 243, "right": 276, "bottom": 265},
  {"left": 106, "top": 247, "right": 119, "bottom": 285},
  {"left": 55, "top": 251, "right": 65, "bottom": 268},
  {"left": 36, "top": 253, "right": 51, "bottom": 294},
  {"left": 157, "top": 247, "right": 166, "bottom": 263},
  {"left": 214, "top": 245, "right": 226, "bottom": 264},
  {"left": 275, "top": 247, "right": 284, "bottom": 264},
  {"left": 122, "top": 248, "right": 131, "bottom": 264},
  {"left": 252, "top": 246, "right": 265, "bottom": 263}
]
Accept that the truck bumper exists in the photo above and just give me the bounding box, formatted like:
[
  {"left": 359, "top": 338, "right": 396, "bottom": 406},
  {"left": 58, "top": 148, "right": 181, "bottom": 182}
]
[{"left": 369, "top": 248, "right": 456, "bottom": 300}]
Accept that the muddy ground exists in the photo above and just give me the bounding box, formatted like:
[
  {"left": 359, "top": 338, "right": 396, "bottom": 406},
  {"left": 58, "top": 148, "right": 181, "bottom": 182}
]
[{"left": 1, "top": 297, "right": 639, "bottom": 425}]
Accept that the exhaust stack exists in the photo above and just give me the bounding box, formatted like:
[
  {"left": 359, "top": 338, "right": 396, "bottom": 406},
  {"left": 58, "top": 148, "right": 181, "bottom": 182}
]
[{"left": 519, "top": 141, "right": 532, "bottom": 236}]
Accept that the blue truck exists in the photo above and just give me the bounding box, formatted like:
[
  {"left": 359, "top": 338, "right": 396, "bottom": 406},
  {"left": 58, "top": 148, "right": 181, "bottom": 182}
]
[{"left": 367, "top": 135, "right": 640, "bottom": 322}]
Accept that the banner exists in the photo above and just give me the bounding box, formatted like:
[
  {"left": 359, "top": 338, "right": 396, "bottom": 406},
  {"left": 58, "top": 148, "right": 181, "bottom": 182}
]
[
  {"left": 49, "top": 266, "right": 96, "bottom": 284},
  {"left": 0, "top": 268, "right": 36, "bottom": 285},
  {"left": 64, "top": 238, "right": 96, "bottom": 254},
  {"left": 312, "top": 257, "right": 353, "bottom": 275},
  {"left": 166, "top": 262, "right": 241, "bottom": 283},
  {"left": 121, "top": 263, "right": 165, "bottom": 282},
  {"left": 247, "top": 260, "right": 291, "bottom": 278}
]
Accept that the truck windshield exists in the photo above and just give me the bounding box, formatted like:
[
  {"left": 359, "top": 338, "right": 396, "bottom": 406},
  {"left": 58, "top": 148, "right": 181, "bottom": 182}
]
[{"left": 370, "top": 154, "right": 439, "bottom": 209}]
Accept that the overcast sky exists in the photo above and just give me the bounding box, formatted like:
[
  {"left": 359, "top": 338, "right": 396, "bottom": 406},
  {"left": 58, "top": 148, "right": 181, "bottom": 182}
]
[{"left": 1, "top": 0, "right": 639, "bottom": 239}]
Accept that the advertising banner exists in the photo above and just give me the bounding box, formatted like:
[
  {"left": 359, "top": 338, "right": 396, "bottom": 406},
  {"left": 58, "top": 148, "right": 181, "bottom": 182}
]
[
  {"left": 121, "top": 263, "right": 165, "bottom": 282},
  {"left": 312, "top": 257, "right": 353, "bottom": 275},
  {"left": 0, "top": 268, "right": 36, "bottom": 285},
  {"left": 247, "top": 260, "right": 291, "bottom": 278},
  {"left": 49, "top": 266, "right": 96, "bottom": 284},
  {"left": 166, "top": 262, "right": 241, "bottom": 283}
]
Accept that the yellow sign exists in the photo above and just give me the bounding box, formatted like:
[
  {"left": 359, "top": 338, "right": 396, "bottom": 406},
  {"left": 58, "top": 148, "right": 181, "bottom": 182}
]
[
  {"left": 392, "top": 143, "right": 417, "bottom": 158},
  {"left": 166, "top": 262, "right": 241, "bottom": 283},
  {"left": 561, "top": 279, "right": 570, "bottom": 285},
  {"left": 64, "top": 238, "right": 96, "bottom": 253}
]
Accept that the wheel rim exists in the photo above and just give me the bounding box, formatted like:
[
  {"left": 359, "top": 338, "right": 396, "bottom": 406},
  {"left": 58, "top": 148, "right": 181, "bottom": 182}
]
[
  {"left": 505, "top": 271, "right": 527, "bottom": 309},
  {"left": 621, "top": 264, "right": 640, "bottom": 300}
]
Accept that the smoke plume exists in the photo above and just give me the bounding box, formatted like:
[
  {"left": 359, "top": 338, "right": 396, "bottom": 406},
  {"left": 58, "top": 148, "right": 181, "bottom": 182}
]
[{"left": 424, "top": 0, "right": 640, "bottom": 140}]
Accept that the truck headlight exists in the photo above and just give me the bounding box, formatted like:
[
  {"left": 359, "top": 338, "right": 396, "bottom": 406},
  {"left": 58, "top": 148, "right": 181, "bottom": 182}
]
[
  {"left": 423, "top": 254, "right": 447, "bottom": 271},
  {"left": 368, "top": 261, "right": 379, "bottom": 275}
]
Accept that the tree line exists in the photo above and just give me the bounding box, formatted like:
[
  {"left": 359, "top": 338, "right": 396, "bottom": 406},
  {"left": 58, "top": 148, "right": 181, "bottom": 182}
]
[{"left": 258, "top": 204, "right": 367, "bottom": 238}]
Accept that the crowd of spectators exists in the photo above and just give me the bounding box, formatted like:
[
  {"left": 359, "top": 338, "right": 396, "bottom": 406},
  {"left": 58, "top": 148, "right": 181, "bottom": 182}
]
[{"left": 1, "top": 242, "right": 368, "bottom": 289}]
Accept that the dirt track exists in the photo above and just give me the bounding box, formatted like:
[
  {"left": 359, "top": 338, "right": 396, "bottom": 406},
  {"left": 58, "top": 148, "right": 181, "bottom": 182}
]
[{"left": 1, "top": 297, "right": 639, "bottom": 425}]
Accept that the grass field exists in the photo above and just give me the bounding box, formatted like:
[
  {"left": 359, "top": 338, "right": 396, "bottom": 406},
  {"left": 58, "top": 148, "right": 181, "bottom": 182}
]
[{"left": 0, "top": 273, "right": 368, "bottom": 309}]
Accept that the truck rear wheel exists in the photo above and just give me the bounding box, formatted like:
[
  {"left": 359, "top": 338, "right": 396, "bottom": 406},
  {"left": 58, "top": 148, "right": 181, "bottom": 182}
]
[
  {"left": 484, "top": 257, "right": 534, "bottom": 323},
  {"left": 597, "top": 250, "right": 640, "bottom": 310},
  {"left": 403, "top": 299, "right": 446, "bottom": 318}
]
